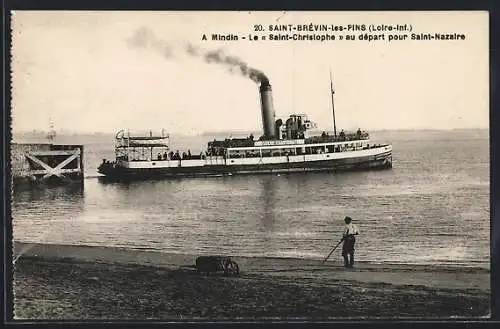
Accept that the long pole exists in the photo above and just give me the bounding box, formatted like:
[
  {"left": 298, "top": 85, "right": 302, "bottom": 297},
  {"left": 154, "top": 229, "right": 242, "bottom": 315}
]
[
  {"left": 330, "top": 69, "right": 337, "bottom": 138},
  {"left": 321, "top": 238, "right": 344, "bottom": 264}
]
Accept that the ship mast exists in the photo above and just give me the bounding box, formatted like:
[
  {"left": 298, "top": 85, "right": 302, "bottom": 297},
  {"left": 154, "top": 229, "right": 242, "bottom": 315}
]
[
  {"left": 47, "top": 117, "right": 56, "bottom": 143},
  {"left": 330, "top": 69, "right": 337, "bottom": 138}
]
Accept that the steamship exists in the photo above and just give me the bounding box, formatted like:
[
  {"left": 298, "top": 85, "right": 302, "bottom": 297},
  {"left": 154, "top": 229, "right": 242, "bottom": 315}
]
[{"left": 98, "top": 79, "right": 392, "bottom": 180}]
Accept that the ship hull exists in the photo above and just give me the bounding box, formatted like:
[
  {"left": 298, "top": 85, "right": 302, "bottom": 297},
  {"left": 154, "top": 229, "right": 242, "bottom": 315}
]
[{"left": 98, "top": 148, "right": 392, "bottom": 182}]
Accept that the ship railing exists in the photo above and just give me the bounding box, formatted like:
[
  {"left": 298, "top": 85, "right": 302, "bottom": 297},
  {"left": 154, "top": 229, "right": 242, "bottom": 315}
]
[
  {"left": 305, "top": 133, "right": 369, "bottom": 144},
  {"left": 117, "top": 154, "right": 208, "bottom": 162},
  {"left": 223, "top": 142, "right": 390, "bottom": 159},
  {"left": 208, "top": 140, "right": 255, "bottom": 149},
  {"left": 205, "top": 155, "right": 225, "bottom": 166}
]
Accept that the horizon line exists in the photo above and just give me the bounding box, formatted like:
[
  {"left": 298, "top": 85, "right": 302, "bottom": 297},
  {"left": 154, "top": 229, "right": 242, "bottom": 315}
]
[{"left": 12, "top": 126, "right": 490, "bottom": 136}]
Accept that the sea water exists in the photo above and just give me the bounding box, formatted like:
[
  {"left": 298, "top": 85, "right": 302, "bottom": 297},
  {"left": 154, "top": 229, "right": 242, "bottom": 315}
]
[{"left": 11, "top": 129, "right": 490, "bottom": 268}]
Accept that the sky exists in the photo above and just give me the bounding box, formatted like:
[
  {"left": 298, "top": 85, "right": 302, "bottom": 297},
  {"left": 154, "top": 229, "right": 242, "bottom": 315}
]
[{"left": 11, "top": 11, "right": 489, "bottom": 135}]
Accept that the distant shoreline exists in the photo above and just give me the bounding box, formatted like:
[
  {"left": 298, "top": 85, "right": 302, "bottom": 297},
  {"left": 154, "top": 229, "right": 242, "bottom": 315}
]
[{"left": 11, "top": 127, "right": 489, "bottom": 139}]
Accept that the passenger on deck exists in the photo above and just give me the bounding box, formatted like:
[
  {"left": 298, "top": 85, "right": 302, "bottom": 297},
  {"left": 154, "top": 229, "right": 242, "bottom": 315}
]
[
  {"left": 163, "top": 151, "right": 168, "bottom": 160},
  {"left": 187, "top": 149, "right": 192, "bottom": 159},
  {"left": 182, "top": 152, "right": 187, "bottom": 160},
  {"left": 157, "top": 153, "right": 162, "bottom": 161},
  {"left": 339, "top": 129, "right": 346, "bottom": 141},
  {"left": 356, "top": 128, "right": 362, "bottom": 139}
]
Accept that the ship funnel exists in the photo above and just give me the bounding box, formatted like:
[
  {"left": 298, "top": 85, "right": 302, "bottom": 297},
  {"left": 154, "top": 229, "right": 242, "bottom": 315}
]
[{"left": 259, "top": 80, "right": 276, "bottom": 139}]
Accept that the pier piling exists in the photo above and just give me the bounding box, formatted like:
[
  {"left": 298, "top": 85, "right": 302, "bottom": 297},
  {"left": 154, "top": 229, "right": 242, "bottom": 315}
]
[{"left": 12, "top": 143, "right": 84, "bottom": 187}]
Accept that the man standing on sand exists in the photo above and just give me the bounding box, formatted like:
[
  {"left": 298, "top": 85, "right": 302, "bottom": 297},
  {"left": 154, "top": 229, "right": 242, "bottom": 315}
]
[{"left": 342, "top": 216, "right": 359, "bottom": 268}]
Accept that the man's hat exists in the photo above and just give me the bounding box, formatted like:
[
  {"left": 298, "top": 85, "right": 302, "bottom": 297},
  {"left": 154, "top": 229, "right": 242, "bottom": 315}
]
[{"left": 344, "top": 216, "right": 352, "bottom": 222}]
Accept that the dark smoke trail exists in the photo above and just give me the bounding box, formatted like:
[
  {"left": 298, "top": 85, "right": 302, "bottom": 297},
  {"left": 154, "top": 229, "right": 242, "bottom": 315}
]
[
  {"left": 126, "top": 27, "right": 174, "bottom": 59},
  {"left": 126, "top": 27, "right": 269, "bottom": 84},
  {"left": 198, "top": 47, "right": 269, "bottom": 84}
]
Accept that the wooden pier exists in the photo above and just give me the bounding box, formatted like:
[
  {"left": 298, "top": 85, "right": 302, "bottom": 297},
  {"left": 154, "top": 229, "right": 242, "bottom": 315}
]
[{"left": 11, "top": 143, "right": 84, "bottom": 187}]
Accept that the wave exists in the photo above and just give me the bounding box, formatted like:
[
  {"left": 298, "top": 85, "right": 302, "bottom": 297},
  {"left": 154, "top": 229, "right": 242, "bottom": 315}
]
[{"left": 84, "top": 174, "right": 104, "bottom": 179}]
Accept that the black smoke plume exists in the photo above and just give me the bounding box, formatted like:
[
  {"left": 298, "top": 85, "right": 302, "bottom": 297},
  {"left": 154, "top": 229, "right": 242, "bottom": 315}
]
[
  {"left": 127, "top": 27, "right": 269, "bottom": 84},
  {"left": 189, "top": 45, "right": 269, "bottom": 84}
]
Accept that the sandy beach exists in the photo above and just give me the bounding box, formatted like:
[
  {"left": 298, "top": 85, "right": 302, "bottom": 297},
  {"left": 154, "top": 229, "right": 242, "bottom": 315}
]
[{"left": 11, "top": 242, "right": 490, "bottom": 320}]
